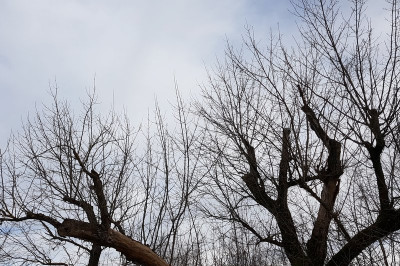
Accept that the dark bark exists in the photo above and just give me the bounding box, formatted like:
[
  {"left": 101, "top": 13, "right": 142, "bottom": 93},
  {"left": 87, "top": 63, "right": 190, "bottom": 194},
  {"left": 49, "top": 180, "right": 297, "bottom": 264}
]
[
  {"left": 275, "top": 129, "right": 310, "bottom": 265},
  {"left": 367, "top": 109, "right": 390, "bottom": 211},
  {"left": 241, "top": 139, "right": 275, "bottom": 210},
  {"left": 306, "top": 177, "right": 339, "bottom": 266},
  {"left": 300, "top": 98, "right": 344, "bottom": 265},
  {"left": 243, "top": 129, "right": 311, "bottom": 265},
  {"left": 369, "top": 147, "right": 391, "bottom": 211},
  {"left": 63, "top": 196, "right": 97, "bottom": 224},
  {"left": 73, "top": 150, "right": 111, "bottom": 227},
  {"left": 7, "top": 213, "right": 169, "bottom": 266},
  {"left": 327, "top": 209, "right": 400, "bottom": 266},
  {"left": 88, "top": 244, "right": 102, "bottom": 266},
  {"left": 57, "top": 219, "right": 169, "bottom": 266},
  {"left": 275, "top": 208, "right": 311, "bottom": 266}
]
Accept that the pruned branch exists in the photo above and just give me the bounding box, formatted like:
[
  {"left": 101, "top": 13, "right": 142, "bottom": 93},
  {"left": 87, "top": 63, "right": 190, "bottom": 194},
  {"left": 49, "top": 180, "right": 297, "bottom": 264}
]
[
  {"left": 57, "top": 219, "right": 168, "bottom": 266},
  {"left": 72, "top": 149, "right": 111, "bottom": 228}
]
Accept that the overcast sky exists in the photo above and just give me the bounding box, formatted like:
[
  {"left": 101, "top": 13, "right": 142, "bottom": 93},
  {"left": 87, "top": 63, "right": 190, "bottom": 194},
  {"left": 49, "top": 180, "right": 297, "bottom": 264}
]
[{"left": 0, "top": 0, "right": 388, "bottom": 148}]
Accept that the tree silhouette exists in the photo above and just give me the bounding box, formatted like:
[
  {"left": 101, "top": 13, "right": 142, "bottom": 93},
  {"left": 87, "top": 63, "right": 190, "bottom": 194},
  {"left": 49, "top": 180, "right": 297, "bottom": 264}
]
[
  {"left": 198, "top": 0, "right": 400, "bottom": 265},
  {"left": 1, "top": 0, "right": 400, "bottom": 265},
  {"left": 0, "top": 90, "right": 202, "bottom": 265}
]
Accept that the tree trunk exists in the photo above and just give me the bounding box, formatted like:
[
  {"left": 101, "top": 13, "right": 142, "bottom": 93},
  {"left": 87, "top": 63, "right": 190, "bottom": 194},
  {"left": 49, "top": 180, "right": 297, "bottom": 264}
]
[{"left": 88, "top": 244, "right": 102, "bottom": 266}]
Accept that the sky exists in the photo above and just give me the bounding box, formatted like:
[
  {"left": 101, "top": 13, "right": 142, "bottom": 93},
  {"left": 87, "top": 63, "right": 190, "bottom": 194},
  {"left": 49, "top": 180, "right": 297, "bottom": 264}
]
[
  {"left": 0, "top": 0, "right": 388, "bottom": 148},
  {"left": 0, "top": 0, "right": 296, "bottom": 147}
]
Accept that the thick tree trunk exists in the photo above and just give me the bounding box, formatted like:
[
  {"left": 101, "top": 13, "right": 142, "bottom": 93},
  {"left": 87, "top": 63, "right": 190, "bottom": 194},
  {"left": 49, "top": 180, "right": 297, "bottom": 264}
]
[
  {"left": 301, "top": 99, "right": 344, "bottom": 265},
  {"left": 88, "top": 244, "right": 102, "bottom": 266},
  {"left": 57, "top": 219, "right": 169, "bottom": 266},
  {"left": 306, "top": 178, "right": 339, "bottom": 265},
  {"left": 276, "top": 129, "right": 311, "bottom": 266},
  {"left": 275, "top": 208, "right": 311, "bottom": 266}
]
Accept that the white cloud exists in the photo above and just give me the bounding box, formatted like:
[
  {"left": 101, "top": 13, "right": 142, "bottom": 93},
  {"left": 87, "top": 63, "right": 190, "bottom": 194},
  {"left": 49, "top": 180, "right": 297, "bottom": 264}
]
[{"left": 0, "top": 0, "right": 294, "bottom": 146}]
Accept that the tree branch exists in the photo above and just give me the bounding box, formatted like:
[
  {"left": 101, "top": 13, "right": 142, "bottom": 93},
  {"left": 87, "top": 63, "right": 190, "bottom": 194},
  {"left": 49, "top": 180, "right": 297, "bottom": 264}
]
[
  {"left": 327, "top": 209, "right": 400, "bottom": 266},
  {"left": 57, "top": 219, "right": 168, "bottom": 266},
  {"left": 73, "top": 149, "right": 111, "bottom": 228}
]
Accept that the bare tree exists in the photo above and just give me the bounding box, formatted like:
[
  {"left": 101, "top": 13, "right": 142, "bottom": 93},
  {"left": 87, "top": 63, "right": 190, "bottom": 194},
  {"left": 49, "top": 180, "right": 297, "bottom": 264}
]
[
  {"left": 198, "top": 0, "right": 400, "bottom": 265},
  {"left": 0, "top": 89, "right": 202, "bottom": 266},
  {"left": 2, "top": 0, "right": 400, "bottom": 265},
  {"left": 132, "top": 91, "right": 205, "bottom": 266}
]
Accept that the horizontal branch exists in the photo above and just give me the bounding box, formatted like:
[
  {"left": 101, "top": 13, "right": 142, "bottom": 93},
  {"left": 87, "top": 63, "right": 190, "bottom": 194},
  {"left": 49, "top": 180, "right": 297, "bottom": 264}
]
[
  {"left": 57, "top": 219, "right": 168, "bottom": 266},
  {"left": 1, "top": 212, "right": 168, "bottom": 266}
]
